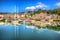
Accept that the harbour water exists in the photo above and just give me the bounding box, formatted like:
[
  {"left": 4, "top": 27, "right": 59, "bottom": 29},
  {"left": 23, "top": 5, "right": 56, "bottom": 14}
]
[{"left": 0, "top": 24, "right": 60, "bottom": 40}]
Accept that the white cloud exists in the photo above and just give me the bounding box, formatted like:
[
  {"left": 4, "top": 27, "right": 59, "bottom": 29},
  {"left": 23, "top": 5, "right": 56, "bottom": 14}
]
[
  {"left": 36, "top": 2, "right": 48, "bottom": 9},
  {"left": 29, "top": 6, "right": 36, "bottom": 10},
  {"left": 25, "top": 7, "right": 30, "bottom": 10},
  {"left": 56, "top": 2, "right": 60, "bottom": 6},
  {"left": 25, "top": 2, "right": 48, "bottom": 11},
  {"left": 25, "top": 6, "right": 35, "bottom": 11}
]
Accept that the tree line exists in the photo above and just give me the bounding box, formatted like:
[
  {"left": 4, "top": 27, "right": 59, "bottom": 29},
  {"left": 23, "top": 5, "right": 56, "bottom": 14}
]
[{"left": 27, "top": 8, "right": 60, "bottom": 16}]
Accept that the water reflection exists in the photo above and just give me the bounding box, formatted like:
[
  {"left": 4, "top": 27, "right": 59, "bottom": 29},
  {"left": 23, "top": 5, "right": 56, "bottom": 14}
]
[{"left": 0, "top": 24, "right": 60, "bottom": 40}]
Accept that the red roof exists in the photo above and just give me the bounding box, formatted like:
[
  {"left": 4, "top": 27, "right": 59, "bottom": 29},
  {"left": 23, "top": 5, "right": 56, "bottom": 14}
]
[{"left": 27, "top": 20, "right": 32, "bottom": 22}]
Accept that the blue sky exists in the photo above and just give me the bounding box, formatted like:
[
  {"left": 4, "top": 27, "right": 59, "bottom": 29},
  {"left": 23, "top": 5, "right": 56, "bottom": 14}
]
[{"left": 0, "top": 0, "right": 60, "bottom": 12}]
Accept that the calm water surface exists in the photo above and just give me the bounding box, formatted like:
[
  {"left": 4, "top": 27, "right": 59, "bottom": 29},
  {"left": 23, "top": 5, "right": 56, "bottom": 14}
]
[{"left": 0, "top": 24, "right": 60, "bottom": 40}]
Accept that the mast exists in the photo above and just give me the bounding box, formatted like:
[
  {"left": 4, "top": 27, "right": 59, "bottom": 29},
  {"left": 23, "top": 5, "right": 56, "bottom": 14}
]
[
  {"left": 14, "top": 5, "right": 17, "bottom": 20},
  {"left": 14, "top": 5, "right": 17, "bottom": 39}
]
